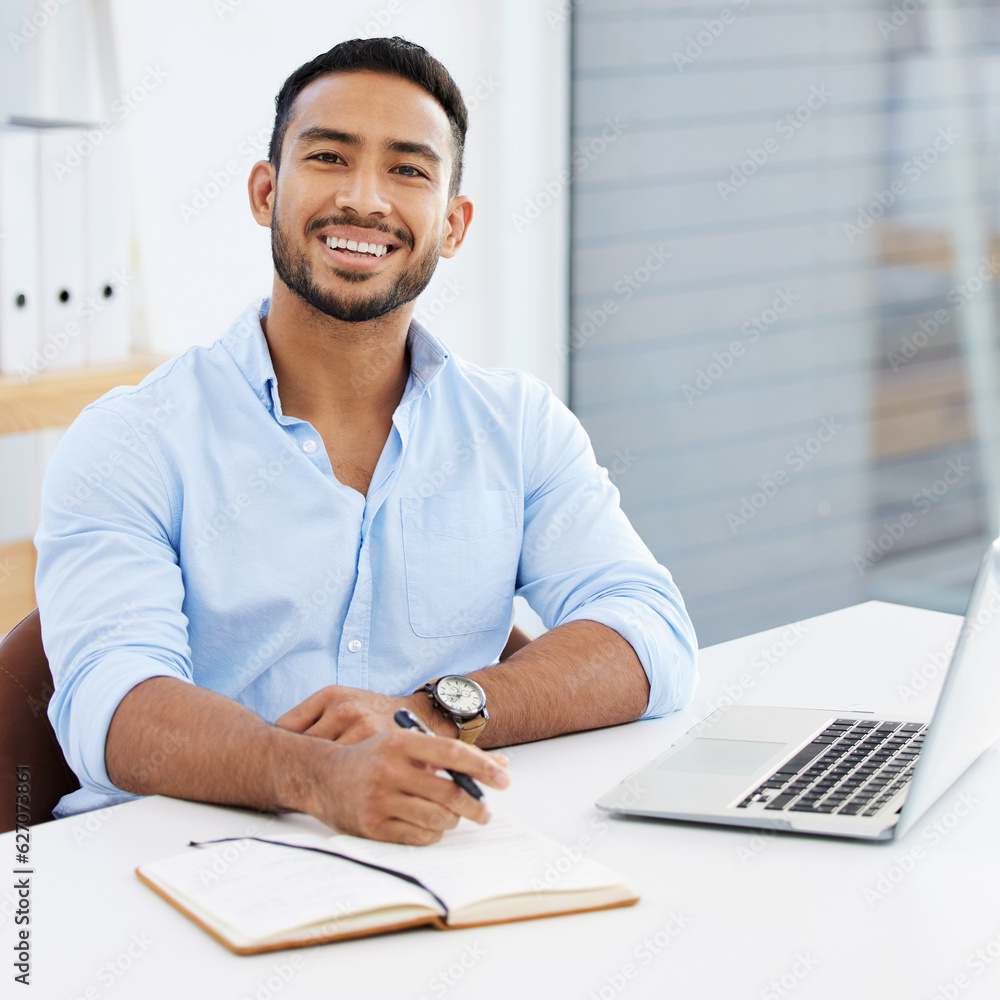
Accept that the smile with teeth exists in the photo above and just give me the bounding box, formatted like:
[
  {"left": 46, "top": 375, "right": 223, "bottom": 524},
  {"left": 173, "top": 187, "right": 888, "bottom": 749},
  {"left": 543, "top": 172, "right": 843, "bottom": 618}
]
[{"left": 324, "top": 236, "right": 392, "bottom": 258}]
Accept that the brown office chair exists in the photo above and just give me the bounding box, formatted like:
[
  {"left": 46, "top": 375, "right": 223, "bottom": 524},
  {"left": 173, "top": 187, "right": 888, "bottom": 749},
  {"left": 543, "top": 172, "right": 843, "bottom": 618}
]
[{"left": 0, "top": 610, "right": 80, "bottom": 833}]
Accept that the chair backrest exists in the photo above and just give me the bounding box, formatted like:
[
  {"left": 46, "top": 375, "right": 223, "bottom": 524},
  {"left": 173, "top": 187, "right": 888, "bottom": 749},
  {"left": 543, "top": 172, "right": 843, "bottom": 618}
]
[{"left": 0, "top": 610, "right": 80, "bottom": 833}]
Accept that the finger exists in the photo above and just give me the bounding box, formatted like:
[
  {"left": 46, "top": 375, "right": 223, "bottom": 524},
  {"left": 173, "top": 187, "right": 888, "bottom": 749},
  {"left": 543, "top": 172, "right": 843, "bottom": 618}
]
[
  {"left": 303, "top": 718, "right": 348, "bottom": 741},
  {"left": 275, "top": 690, "right": 327, "bottom": 732},
  {"left": 392, "top": 731, "right": 511, "bottom": 792},
  {"left": 392, "top": 766, "right": 493, "bottom": 826},
  {"left": 388, "top": 789, "right": 471, "bottom": 834},
  {"left": 361, "top": 817, "right": 448, "bottom": 846},
  {"left": 307, "top": 717, "right": 379, "bottom": 745}
]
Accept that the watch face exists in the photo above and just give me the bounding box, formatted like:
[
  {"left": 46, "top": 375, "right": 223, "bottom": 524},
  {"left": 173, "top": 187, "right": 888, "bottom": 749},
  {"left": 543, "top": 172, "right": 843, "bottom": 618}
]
[{"left": 436, "top": 675, "right": 484, "bottom": 716}]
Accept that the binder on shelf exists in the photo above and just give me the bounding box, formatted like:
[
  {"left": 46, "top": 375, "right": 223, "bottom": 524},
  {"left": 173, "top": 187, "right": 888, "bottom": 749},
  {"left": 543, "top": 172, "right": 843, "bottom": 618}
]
[
  {"left": 0, "top": 127, "right": 41, "bottom": 378},
  {"left": 85, "top": 125, "right": 131, "bottom": 367},
  {"left": 38, "top": 127, "right": 87, "bottom": 372}
]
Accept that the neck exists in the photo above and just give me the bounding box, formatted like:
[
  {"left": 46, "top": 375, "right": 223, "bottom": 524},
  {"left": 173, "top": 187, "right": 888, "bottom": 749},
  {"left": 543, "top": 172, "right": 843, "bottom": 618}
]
[{"left": 261, "top": 279, "right": 413, "bottom": 422}]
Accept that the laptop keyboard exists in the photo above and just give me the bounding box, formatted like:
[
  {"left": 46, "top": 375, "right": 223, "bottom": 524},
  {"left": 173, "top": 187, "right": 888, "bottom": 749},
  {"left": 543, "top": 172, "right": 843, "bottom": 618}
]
[{"left": 736, "top": 718, "right": 927, "bottom": 817}]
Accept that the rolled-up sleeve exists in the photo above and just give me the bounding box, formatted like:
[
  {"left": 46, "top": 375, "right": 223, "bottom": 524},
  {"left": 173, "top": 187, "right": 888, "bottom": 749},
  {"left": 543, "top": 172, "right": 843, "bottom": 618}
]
[
  {"left": 35, "top": 402, "right": 194, "bottom": 795},
  {"left": 516, "top": 379, "right": 697, "bottom": 718}
]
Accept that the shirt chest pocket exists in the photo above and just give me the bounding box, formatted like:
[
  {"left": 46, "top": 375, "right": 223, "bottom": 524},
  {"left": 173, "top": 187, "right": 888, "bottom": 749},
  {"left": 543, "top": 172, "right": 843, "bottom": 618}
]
[{"left": 401, "top": 490, "right": 519, "bottom": 637}]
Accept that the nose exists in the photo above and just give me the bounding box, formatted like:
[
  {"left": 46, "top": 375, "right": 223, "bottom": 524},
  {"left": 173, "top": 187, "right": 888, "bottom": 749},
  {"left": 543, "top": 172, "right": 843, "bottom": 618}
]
[{"left": 334, "top": 164, "right": 392, "bottom": 218}]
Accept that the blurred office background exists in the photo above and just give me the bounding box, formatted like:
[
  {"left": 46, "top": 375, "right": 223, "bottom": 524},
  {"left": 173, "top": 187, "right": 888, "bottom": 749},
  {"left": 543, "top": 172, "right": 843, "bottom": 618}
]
[{"left": 1, "top": 0, "right": 999, "bottom": 647}]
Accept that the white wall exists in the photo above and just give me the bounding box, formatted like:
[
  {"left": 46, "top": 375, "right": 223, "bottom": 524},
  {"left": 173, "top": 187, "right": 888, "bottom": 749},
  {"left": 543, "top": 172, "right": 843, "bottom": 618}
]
[
  {"left": 108, "top": 0, "right": 570, "bottom": 395},
  {"left": 0, "top": 0, "right": 569, "bottom": 550}
]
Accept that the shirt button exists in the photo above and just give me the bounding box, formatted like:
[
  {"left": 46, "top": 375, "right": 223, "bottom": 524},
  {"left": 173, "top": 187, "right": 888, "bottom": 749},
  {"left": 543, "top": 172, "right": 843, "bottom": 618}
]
[
  {"left": 302, "top": 440, "right": 318, "bottom": 454},
  {"left": 348, "top": 638, "right": 362, "bottom": 652}
]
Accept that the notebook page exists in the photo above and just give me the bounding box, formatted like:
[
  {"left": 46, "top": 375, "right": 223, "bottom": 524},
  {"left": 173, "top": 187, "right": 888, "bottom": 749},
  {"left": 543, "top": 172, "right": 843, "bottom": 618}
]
[
  {"left": 279, "top": 815, "right": 626, "bottom": 913},
  {"left": 141, "top": 839, "right": 438, "bottom": 941}
]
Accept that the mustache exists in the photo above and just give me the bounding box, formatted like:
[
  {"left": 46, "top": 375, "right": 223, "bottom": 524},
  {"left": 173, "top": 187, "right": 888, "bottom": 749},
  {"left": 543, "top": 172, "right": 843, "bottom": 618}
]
[{"left": 307, "top": 214, "right": 414, "bottom": 251}]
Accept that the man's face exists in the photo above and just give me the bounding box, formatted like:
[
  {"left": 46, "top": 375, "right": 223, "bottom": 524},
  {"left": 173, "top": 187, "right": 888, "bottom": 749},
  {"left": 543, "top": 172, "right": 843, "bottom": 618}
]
[{"left": 266, "top": 70, "right": 460, "bottom": 324}]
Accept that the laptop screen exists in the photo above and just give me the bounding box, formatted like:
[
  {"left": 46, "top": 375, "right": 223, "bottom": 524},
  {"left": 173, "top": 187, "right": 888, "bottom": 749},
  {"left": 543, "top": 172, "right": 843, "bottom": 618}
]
[{"left": 896, "top": 537, "right": 1000, "bottom": 838}]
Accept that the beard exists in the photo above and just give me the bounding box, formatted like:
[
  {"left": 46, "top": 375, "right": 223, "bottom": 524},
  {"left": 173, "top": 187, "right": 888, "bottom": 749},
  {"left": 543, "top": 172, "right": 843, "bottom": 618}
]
[{"left": 270, "top": 201, "right": 442, "bottom": 324}]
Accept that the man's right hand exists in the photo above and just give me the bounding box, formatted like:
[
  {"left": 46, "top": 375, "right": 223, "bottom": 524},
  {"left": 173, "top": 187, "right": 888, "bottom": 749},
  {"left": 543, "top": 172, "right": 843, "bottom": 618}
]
[{"left": 306, "top": 728, "right": 510, "bottom": 845}]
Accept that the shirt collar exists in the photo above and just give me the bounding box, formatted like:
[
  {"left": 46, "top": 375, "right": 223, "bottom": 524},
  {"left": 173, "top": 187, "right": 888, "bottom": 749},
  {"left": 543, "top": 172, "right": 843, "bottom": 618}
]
[{"left": 221, "top": 298, "right": 450, "bottom": 415}]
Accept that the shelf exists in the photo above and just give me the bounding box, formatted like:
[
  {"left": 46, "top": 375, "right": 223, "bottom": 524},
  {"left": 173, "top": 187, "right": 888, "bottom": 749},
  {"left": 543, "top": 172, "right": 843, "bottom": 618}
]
[
  {"left": 0, "top": 539, "right": 37, "bottom": 637},
  {"left": 0, "top": 353, "right": 167, "bottom": 436},
  {"left": 878, "top": 223, "right": 1000, "bottom": 272}
]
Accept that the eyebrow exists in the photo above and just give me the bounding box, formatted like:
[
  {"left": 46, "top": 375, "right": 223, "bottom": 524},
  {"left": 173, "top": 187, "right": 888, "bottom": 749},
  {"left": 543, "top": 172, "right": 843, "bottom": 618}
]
[{"left": 293, "top": 126, "right": 442, "bottom": 166}]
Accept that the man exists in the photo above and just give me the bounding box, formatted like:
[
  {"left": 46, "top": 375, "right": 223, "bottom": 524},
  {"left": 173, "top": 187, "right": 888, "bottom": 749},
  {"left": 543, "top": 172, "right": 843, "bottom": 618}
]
[{"left": 35, "top": 37, "right": 697, "bottom": 845}]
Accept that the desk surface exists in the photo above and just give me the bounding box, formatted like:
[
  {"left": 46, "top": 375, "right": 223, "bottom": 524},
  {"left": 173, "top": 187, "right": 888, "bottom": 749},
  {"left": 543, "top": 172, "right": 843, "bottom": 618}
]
[{"left": 3, "top": 601, "right": 997, "bottom": 999}]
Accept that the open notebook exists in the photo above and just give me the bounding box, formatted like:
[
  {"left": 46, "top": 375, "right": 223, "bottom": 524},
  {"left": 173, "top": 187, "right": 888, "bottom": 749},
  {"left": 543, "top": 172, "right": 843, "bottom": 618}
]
[{"left": 136, "top": 815, "right": 638, "bottom": 954}]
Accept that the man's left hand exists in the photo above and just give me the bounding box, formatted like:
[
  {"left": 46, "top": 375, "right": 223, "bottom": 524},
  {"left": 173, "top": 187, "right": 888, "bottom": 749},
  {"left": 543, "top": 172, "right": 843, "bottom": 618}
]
[{"left": 275, "top": 686, "right": 445, "bottom": 744}]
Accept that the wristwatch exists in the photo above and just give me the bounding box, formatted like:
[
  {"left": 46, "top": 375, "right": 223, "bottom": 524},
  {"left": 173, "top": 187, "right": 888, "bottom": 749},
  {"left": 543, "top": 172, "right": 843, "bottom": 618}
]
[{"left": 421, "top": 675, "right": 489, "bottom": 744}]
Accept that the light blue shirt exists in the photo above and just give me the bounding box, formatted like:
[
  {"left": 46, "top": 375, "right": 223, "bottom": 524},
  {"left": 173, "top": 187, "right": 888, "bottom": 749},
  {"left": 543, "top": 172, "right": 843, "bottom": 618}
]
[{"left": 35, "top": 299, "right": 697, "bottom": 816}]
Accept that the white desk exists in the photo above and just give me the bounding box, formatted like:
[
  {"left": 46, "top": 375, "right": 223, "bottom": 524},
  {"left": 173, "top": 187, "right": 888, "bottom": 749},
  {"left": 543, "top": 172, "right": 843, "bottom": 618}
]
[{"left": 3, "top": 601, "right": 998, "bottom": 999}]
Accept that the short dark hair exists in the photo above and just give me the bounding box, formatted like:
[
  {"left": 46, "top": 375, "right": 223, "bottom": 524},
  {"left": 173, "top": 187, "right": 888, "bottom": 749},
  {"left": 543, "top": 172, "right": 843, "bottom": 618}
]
[{"left": 268, "top": 37, "right": 468, "bottom": 197}]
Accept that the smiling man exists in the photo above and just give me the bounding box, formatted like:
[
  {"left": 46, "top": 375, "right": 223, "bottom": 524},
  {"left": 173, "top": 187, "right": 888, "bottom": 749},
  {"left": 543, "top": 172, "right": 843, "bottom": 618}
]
[{"left": 35, "top": 37, "right": 697, "bottom": 845}]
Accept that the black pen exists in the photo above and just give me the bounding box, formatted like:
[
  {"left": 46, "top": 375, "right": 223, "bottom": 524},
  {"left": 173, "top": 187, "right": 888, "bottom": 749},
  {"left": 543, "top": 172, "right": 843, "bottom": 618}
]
[{"left": 393, "top": 709, "right": 484, "bottom": 801}]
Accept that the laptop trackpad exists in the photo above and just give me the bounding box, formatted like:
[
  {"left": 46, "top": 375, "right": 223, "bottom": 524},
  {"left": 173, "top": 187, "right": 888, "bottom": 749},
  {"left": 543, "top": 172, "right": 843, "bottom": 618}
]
[{"left": 658, "top": 738, "right": 787, "bottom": 776}]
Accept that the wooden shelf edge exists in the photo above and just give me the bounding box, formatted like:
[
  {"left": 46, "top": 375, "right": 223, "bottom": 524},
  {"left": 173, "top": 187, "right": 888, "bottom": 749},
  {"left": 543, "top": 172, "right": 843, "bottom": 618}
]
[
  {"left": 0, "top": 539, "right": 37, "bottom": 638},
  {"left": 0, "top": 353, "right": 169, "bottom": 436}
]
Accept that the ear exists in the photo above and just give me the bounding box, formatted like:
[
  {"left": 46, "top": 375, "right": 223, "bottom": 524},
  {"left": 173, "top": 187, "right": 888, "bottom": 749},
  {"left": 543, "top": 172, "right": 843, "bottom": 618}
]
[
  {"left": 439, "top": 196, "right": 473, "bottom": 259},
  {"left": 248, "top": 159, "right": 277, "bottom": 227}
]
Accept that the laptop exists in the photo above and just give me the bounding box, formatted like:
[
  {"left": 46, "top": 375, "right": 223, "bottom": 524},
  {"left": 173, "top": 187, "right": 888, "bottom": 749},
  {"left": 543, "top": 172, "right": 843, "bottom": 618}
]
[{"left": 596, "top": 537, "right": 1000, "bottom": 841}]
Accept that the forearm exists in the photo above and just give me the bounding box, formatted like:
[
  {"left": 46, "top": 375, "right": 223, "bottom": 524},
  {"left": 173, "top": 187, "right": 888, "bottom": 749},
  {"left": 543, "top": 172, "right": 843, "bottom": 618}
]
[
  {"left": 105, "top": 676, "right": 325, "bottom": 814},
  {"left": 461, "top": 620, "right": 650, "bottom": 749}
]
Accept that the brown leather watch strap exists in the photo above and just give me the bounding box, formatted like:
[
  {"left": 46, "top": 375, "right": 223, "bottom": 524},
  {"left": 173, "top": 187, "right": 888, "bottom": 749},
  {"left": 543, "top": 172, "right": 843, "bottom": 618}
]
[{"left": 454, "top": 714, "right": 488, "bottom": 744}]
